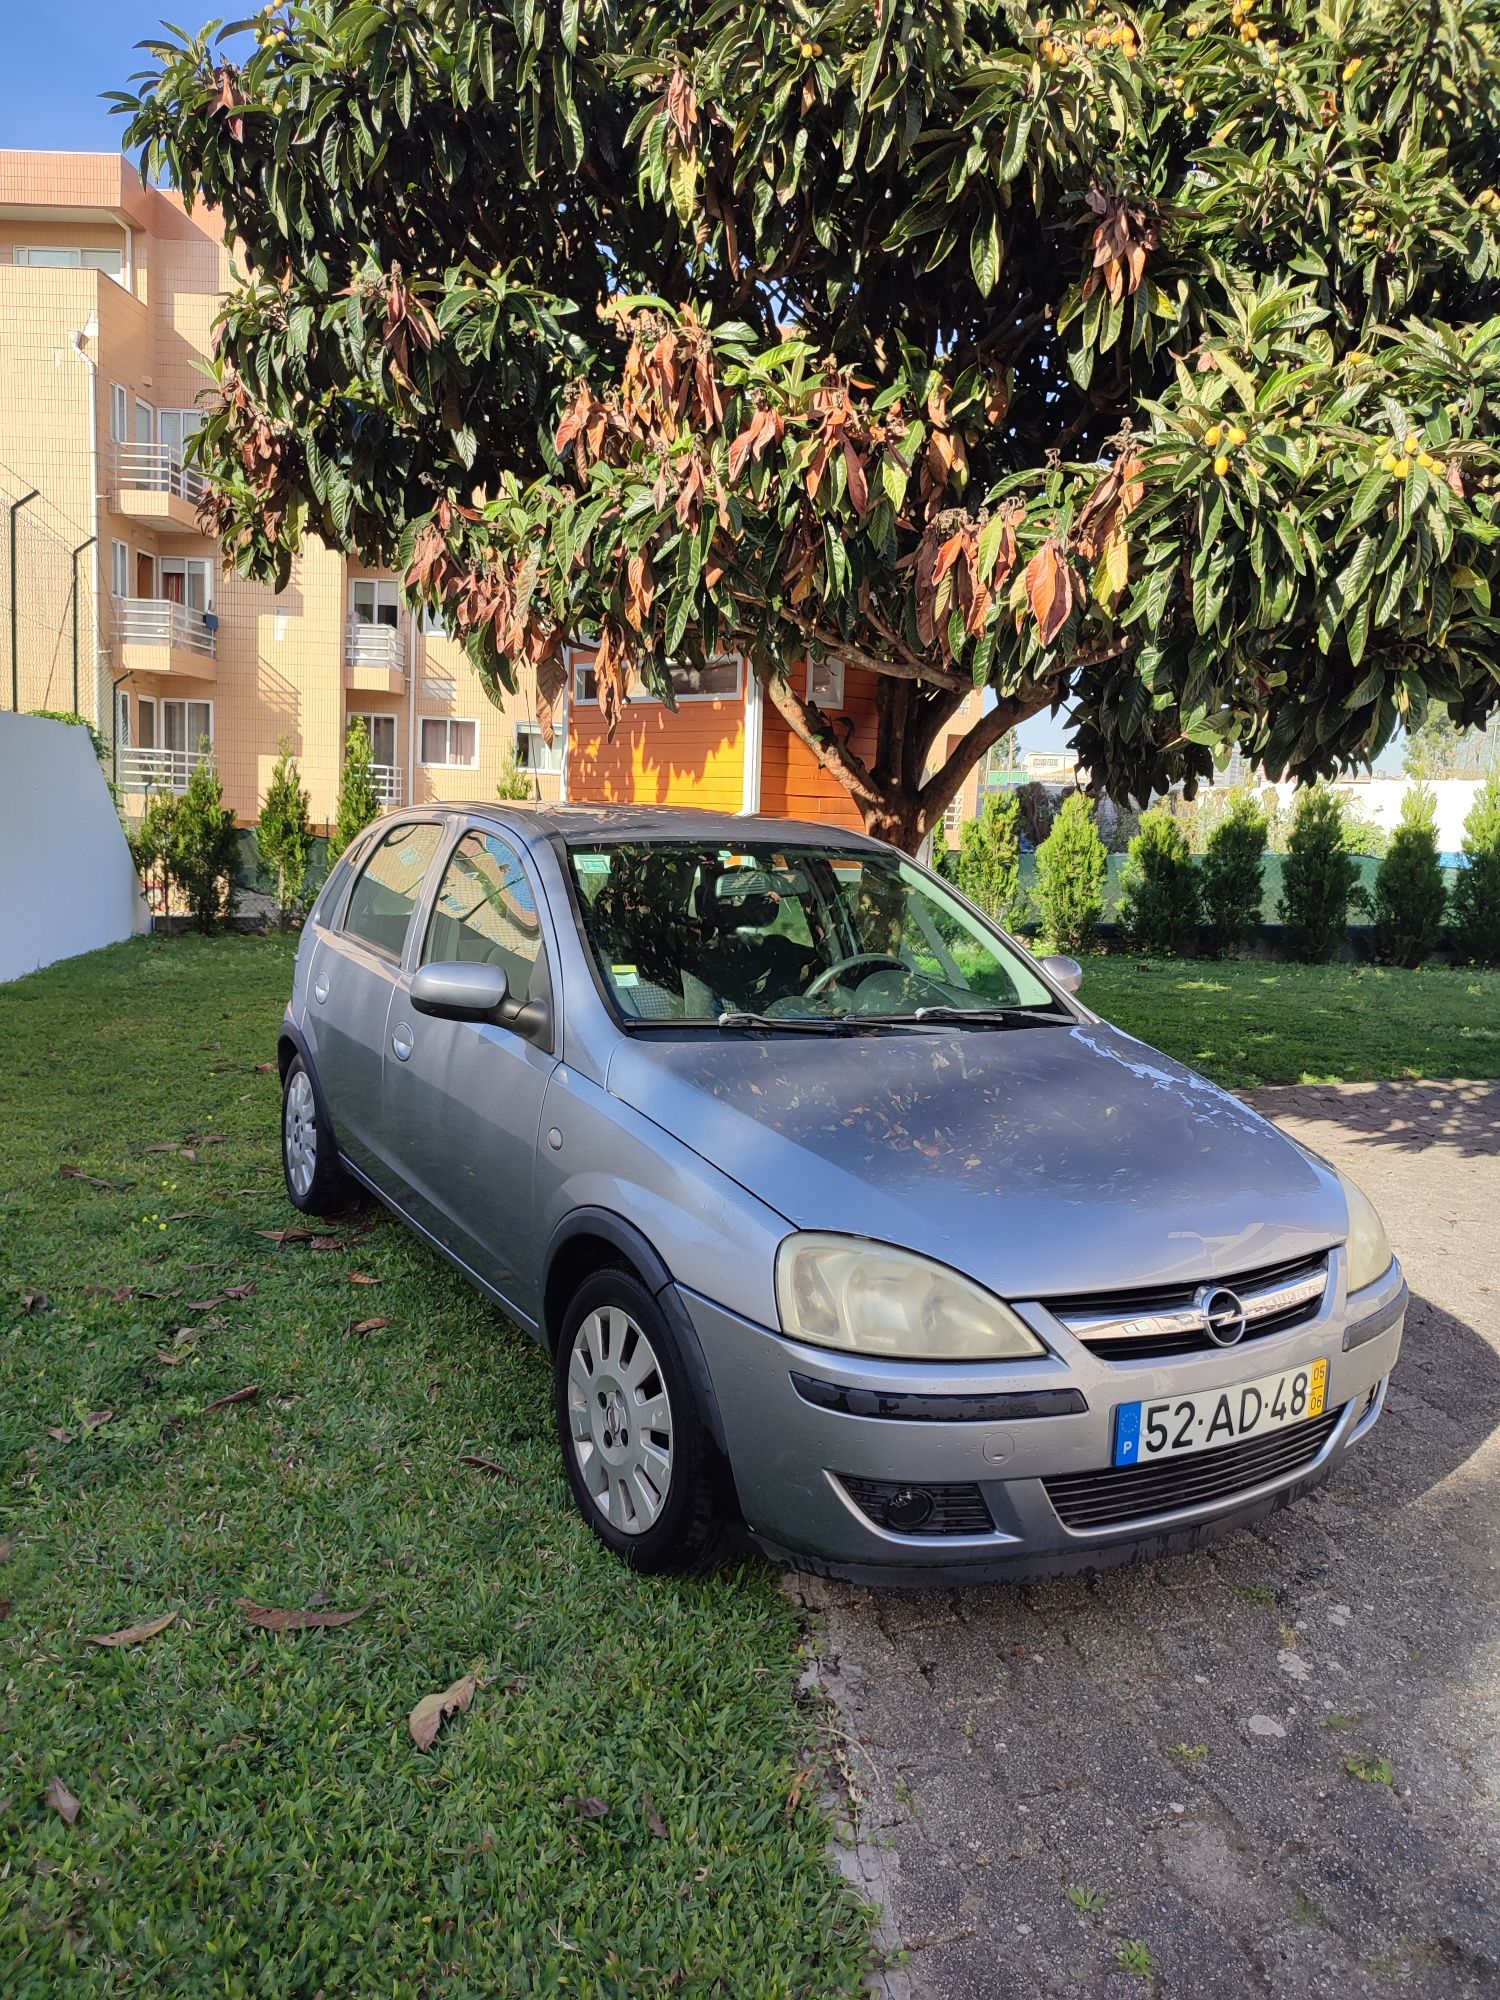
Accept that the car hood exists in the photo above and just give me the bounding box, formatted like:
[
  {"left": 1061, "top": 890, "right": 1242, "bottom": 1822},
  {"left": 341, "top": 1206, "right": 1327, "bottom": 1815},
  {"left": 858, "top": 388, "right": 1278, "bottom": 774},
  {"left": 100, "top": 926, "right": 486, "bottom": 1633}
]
[{"left": 606, "top": 1020, "right": 1346, "bottom": 1299}]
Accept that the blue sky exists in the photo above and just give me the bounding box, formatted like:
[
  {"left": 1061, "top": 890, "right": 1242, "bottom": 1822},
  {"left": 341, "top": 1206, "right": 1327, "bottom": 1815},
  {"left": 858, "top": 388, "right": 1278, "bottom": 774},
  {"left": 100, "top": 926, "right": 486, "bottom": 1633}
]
[{"left": 1, "top": 3, "right": 1069, "bottom": 750}]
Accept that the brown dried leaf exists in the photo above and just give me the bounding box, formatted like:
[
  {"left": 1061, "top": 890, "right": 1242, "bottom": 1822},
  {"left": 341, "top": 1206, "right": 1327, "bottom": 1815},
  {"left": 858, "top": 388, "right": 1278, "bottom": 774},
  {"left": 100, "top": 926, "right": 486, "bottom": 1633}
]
[
  {"left": 223, "top": 1283, "right": 258, "bottom": 1301},
  {"left": 409, "top": 1668, "right": 479, "bottom": 1751},
  {"left": 44, "top": 1776, "right": 80, "bottom": 1826},
  {"left": 145, "top": 1142, "right": 181, "bottom": 1153},
  {"left": 348, "top": 1317, "right": 392, "bottom": 1337},
  {"left": 84, "top": 1410, "right": 114, "bottom": 1431},
  {"left": 643, "top": 1791, "right": 668, "bottom": 1839},
  {"left": 0, "top": 1539, "right": 12, "bottom": 1563},
  {"left": 349, "top": 1271, "right": 382, "bottom": 1286},
  {"left": 21, "top": 1288, "right": 48, "bottom": 1314},
  {"left": 85, "top": 1610, "right": 178, "bottom": 1649},
  {"left": 254, "top": 1061, "right": 277, "bottom": 1074},
  {"left": 575, "top": 1794, "right": 610, "bottom": 1821},
  {"left": 257, "top": 1226, "right": 314, "bottom": 1246},
  {"left": 238, "top": 1597, "right": 369, "bottom": 1633},
  {"left": 310, "top": 1237, "right": 347, "bottom": 1252},
  {"left": 1023, "top": 539, "right": 1078, "bottom": 648},
  {"left": 59, "top": 1166, "right": 118, "bottom": 1189},
  {"left": 457, "top": 1455, "right": 516, "bottom": 1481},
  {"left": 203, "top": 1385, "right": 259, "bottom": 1414},
  {"left": 47, "top": 1427, "right": 74, "bottom": 1444}
]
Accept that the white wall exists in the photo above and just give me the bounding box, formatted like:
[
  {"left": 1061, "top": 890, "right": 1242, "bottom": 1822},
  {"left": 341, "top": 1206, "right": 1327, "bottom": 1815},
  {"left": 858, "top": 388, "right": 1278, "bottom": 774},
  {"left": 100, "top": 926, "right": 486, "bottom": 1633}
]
[
  {"left": 1269, "top": 776, "right": 1482, "bottom": 858},
  {"left": 0, "top": 713, "right": 148, "bottom": 983}
]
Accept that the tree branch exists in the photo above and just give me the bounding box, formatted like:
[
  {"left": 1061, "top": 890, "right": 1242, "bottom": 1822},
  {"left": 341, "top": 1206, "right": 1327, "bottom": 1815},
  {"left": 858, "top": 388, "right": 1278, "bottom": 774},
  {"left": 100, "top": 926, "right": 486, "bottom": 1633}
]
[
  {"left": 759, "top": 667, "right": 883, "bottom": 806},
  {"left": 914, "top": 680, "right": 1060, "bottom": 834}
]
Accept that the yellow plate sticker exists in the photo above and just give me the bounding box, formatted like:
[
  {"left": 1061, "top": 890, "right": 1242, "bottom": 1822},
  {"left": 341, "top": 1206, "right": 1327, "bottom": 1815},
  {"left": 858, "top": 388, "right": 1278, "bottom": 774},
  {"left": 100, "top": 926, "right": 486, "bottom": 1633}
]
[{"left": 1308, "top": 1357, "right": 1328, "bottom": 1418}]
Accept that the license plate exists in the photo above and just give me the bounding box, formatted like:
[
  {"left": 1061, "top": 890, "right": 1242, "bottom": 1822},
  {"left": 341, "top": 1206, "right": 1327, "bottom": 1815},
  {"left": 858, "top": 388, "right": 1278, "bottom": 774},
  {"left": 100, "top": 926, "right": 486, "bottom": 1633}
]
[{"left": 1113, "top": 1359, "right": 1328, "bottom": 1467}]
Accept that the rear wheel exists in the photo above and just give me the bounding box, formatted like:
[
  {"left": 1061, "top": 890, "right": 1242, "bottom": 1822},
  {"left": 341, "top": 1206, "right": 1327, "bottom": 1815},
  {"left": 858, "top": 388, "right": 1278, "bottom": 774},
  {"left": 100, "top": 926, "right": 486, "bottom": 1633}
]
[
  {"left": 554, "top": 1268, "right": 726, "bottom": 1574},
  {"left": 281, "top": 1056, "right": 357, "bottom": 1217}
]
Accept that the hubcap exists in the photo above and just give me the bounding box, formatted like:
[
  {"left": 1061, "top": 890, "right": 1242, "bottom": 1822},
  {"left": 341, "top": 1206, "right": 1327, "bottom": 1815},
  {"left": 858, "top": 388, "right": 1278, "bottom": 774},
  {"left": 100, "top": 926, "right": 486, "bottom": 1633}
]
[
  {"left": 284, "top": 1069, "right": 317, "bottom": 1200},
  {"left": 566, "top": 1305, "right": 673, "bottom": 1536}
]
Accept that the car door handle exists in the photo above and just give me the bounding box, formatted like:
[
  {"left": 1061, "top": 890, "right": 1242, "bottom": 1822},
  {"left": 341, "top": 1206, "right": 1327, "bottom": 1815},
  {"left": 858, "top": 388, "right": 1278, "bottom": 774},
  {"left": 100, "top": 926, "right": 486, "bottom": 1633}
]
[
  {"left": 313, "top": 974, "right": 330, "bottom": 1004},
  {"left": 391, "top": 1023, "right": 414, "bottom": 1062}
]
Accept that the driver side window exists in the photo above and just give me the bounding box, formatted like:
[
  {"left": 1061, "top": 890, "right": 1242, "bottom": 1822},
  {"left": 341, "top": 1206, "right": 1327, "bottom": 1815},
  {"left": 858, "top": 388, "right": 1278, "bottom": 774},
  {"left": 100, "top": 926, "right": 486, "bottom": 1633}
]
[{"left": 423, "top": 830, "right": 548, "bottom": 1002}]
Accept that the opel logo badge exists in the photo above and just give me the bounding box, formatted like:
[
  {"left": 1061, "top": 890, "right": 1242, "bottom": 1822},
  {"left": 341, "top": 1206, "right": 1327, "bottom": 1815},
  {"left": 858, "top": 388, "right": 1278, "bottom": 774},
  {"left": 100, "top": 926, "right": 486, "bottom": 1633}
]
[{"left": 1195, "top": 1284, "right": 1247, "bottom": 1347}]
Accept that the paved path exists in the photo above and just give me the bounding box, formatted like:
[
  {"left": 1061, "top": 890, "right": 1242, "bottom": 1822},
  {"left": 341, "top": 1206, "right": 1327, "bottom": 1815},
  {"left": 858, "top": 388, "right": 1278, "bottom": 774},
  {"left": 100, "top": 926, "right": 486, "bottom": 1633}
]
[{"left": 798, "top": 1081, "right": 1500, "bottom": 1999}]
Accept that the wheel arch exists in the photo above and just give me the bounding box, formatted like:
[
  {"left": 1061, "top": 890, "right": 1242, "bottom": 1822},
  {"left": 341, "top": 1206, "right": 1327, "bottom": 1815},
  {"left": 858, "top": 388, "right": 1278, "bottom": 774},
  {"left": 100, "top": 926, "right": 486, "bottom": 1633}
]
[{"left": 542, "top": 1209, "right": 729, "bottom": 1454}]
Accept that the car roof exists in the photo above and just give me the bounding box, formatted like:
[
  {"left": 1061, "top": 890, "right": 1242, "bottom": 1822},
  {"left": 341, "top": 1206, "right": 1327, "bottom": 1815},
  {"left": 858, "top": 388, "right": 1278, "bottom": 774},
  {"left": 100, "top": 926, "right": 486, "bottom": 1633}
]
[{"left": 430, "top": 802, "right": 888, "bottom": 851}]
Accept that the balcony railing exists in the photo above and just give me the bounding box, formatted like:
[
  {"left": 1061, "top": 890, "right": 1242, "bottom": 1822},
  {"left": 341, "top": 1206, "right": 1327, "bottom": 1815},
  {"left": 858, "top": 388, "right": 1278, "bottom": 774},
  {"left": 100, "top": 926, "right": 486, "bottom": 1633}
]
[
  {"left": 114, "top": 442, "right": 206, "bottom": 505},
  {"left": 371, "top": 763, "right": 403, "bottom": 806},
  {"left": 118, "top": 746, "right": 209, "bottom": 794},
  {"left": 115, "top": 597, "right": 217, "bottom": 657},
  {"left": 347, "top": 621, "right": 404, "bottom": 670}
]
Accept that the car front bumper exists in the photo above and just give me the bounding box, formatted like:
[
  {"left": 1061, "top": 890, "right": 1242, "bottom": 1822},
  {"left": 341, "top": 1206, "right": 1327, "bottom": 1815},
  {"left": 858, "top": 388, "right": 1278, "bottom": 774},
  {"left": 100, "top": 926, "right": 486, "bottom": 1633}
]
[{"left": 682, "top": 1254, "right": 1407, "bottom": 1586}]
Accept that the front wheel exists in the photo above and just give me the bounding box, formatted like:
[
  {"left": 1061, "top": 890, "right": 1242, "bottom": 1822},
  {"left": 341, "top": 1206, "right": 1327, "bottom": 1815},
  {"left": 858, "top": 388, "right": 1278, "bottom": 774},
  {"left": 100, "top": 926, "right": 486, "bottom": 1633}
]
[
  {"left": 280, "top": 1056, "right": 357, "bottom": 1217},
  {"left": 554, "top": 1268, "right": 727, "bottom": 1574}
]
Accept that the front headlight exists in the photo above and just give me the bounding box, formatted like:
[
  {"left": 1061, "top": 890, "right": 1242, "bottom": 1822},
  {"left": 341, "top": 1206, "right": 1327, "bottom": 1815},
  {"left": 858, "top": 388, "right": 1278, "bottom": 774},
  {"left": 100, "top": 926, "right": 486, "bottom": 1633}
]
[
  {"left": 774, "top": 1233, "right": 1046, "bottom": 1361},
  {"left": 1340, "top": 1172, "right": 1393, "bottom": 1293}
]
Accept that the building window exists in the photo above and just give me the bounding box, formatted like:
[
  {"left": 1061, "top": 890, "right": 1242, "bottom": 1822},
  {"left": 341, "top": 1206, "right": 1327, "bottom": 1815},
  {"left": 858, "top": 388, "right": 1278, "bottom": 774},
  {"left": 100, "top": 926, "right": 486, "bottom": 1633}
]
[
  {"left": 350, "top": 578, "right": 400, "bottom": 627},
  {"left": 110, "top": 385, "right": 128, "bottom": 443},
  {"left": 807, "top": 658, "right": 845, "bottom": 708},
  {"left": 15, "top": 244, "right": 124, "bottom": 278},
  {"left": 138, "top": 695, "right": 157, "bottom": 750},
  {"left": 571, "top": 655, "right": 742, "bottom": 704},
  {"left": 420, "top": 717, "right": 478, "bottom": 768},
  {"left": 419, "top": 604, "right": 451, "bottom": 637},
  {"left": 133, "top": 398, "right": 154, "bottom": 447},
  {"left": 111, "top": 540, "right": 129, "bottom": 599},
  {"left": 162, "top": 699, "right": 214, "bottom": 756},
  {"left": 349, "top": 712, "right": 398, "bottom": 768},
  {"left": 514, "top": 722, "right": 564, "bottom": 774}
]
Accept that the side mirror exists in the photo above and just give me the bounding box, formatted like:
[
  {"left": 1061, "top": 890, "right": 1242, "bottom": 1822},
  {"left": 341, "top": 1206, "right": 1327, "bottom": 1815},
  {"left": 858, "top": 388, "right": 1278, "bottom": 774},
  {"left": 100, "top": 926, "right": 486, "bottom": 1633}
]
[
  {"left": 410, "top": 960, "right": 508, "bottom": 1021},
  {"left": 1040, "top": 953, "right": 1083, "bottom": 996}
]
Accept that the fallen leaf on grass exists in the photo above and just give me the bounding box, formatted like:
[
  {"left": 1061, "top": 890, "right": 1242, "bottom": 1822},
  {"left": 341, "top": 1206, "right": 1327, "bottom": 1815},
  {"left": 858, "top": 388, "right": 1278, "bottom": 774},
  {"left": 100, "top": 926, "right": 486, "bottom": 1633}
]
[
  {"left": 83, "top": 1411, "right": 114, "bottom": 1431},
  {"left": 457, "top": 1455, "right": 516, "bottom": 1481},
  {"left": 254, "top": 1062, "right": 277, "bottom": 1074},
  {"left": 784, "top": 1765, "right": 813, "bottom": 1822},
  {"left": 409, "top": 1668, "right": 480, "bottom": 1752},
  {"left": 574, "top": 1795, "right": 610, "bottom": 1821},
  {"left": 347, "top": 1317, "right": 392, "bottom": 1337},
  {"left": 186, "top": 1134, "right": 230, "bottom": 1147},
  {"left": 22, "top": 1289, "right": 49, "bottom": 1314},
  {"left": 203, "top": 1385, "right": 259, "bottom": 1414},
  {"left": 257, "top": 1226, "right": 314, "bottom": 1246},
  {"left": 348, "top": 1271, "right": 382, "bottom": 1286},
  {"left": 155, "top": 1349, "right": 190, "bottom": 1368},
  {"left": 224, "top": 1283, "right": 257, "bottom": 1301},
  {"left": 186, "top": 1283, "right": 255, "bottom": 1311},
  {"left": 0, "top": 1539, "right": 12, "bottom": 1563},
  {"left": 44, "top": 1777, "right": 80, "bottom": 1826},
  {"left": 643, "top": 1792, "right": 668, "bottom": 1839},
  {"left": 237, "top": 1597, "right": 369, "bottom": 1633},
  {"left": 47, "top": 1427, "right": 74, "bottom": 1444},
  {"left": 85, "top": 1610, "right": 178, "bottom": 1648},
  {"left": 0, "top": 1601, "right": 11, "bottom": 1622},
  {"left": 59, "top": 1166, "right": 127, "bottom": 1190},
  {"left": 311, "top": 1236, "right": 348, "bottom": 1252},
  {"left": 145, "top": 1142, "right": 183, "bottom": 1154}
]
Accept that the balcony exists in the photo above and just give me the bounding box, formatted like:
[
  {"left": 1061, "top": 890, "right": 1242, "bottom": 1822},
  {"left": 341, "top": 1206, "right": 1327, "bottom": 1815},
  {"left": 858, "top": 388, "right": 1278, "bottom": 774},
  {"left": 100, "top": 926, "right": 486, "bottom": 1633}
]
[
  {"left": 118, "top": 745, "right": 209, "bottom": 795},
  {"left": 112, "top": 444, "right": 207, "bottom": 531},
  {"left": 371, "top": 763, "right": 404, "bottom": 807},
  {"left": 345, "top": 620, "right": 405, "bottom": 694},
  {"left": 115, "top": 597, "right": 217, "bottom": 680}
]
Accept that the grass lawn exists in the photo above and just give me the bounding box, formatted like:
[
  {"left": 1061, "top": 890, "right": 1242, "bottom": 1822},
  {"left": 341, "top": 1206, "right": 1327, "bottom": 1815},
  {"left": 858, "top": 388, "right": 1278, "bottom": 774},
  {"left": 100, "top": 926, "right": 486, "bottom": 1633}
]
[
  {"left": 1082, "top": 955, "right": 1500, "bottom": 1090},
  {"left": 0, "top": 936, "right": 870, "bottom": 1998}
]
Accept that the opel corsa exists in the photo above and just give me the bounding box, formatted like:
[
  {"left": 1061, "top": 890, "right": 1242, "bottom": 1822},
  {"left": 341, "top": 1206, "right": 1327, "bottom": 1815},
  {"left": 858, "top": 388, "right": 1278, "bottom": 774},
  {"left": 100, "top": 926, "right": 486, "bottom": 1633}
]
[{"left": 280, "top": 804, "right": 1406, "bottom": 1583}]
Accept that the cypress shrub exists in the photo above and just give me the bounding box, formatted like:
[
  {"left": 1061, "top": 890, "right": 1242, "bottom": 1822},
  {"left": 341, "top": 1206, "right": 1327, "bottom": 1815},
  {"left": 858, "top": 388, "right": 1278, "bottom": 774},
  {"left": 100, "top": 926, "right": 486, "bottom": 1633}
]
[
  {"left": 1278, "top": 785, "right": 1360, "bottom": 962},
  {"left": 1118, "top": 806, "right": 1201, "bottom": 956},
  {"left": 1199, "top": 791, "right": 1268, "bottom": 955},
  {"left": 258, "top": 738, "right": 313, "bottom": 929},
  {"left": 957, "top": 791, "right": 1023, "bottom": 927},
  {"left": 1371, "top": 784, "right": 1446, "bottom": 966},
  {"left": 1450, "top": 775, "right": 1500, "bottom": 967},
  {"left": 167, "top": 749, "right": 239, "bottom": 934},
  {"left": 1032, "top": 792, "right": 1107, "bottom": 955},
  {"left": 330, "top": 718, "right": 381, "bottom": 862}
]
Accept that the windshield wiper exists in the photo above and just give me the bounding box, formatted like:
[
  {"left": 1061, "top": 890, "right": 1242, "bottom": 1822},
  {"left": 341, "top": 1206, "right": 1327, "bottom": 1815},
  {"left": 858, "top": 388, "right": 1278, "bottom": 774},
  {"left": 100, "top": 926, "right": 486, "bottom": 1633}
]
[
  {"left": 715, "top": 1010, "right": 856, "bottom": 1034},
  {"left": 907, "top": 1006, "right": 1070, "bottom": 1029}
]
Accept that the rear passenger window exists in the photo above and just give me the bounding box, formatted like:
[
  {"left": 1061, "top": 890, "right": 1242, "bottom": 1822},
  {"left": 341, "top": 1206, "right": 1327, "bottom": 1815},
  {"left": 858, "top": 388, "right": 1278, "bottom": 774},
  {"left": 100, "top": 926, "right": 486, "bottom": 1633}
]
[
  {"left": 424, "top": 831, "right": 548, "bottom": 1001},
  {"left": 342, "top": 823, "right": 442, "bottom": 958}
]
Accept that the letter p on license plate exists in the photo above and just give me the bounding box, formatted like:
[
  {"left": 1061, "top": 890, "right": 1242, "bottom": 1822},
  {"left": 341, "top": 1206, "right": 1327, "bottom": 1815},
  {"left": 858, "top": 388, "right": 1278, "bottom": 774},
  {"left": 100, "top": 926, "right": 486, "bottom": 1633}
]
[{"left": 1114, "top": 1358, "right": 1328, "bottom": 1467}]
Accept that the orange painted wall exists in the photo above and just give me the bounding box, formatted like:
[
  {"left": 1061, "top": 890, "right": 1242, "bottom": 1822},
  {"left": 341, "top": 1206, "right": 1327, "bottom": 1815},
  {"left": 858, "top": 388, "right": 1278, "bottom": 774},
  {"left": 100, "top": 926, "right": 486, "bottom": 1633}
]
[
  {"left": 759, "top": 667, "right": 880, "bottom": 830},
  {"left": 566, "top": 650, "right": 746, "bottom": 811}
]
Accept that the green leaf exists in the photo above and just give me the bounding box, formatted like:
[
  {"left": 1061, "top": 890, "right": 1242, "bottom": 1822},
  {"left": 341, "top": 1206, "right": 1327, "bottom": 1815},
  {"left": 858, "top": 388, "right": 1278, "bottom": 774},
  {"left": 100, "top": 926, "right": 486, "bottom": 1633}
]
[{"left": 970, "top": 211, "right": 1002, "bottom": 298}]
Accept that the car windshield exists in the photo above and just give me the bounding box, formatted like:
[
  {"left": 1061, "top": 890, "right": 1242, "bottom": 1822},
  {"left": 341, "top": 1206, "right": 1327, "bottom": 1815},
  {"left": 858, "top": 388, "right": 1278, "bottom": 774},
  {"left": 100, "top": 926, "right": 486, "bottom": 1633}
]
[{"left": 566, "top": 839, "right": 1063, "bottom": 1026}]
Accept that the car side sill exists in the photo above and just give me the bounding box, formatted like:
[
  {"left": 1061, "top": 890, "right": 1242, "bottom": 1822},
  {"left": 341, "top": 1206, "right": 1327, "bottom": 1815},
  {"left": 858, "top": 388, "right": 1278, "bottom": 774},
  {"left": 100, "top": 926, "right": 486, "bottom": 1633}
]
[{"left": 337, "top": 1152, "right": 543, "bottom": 1343}]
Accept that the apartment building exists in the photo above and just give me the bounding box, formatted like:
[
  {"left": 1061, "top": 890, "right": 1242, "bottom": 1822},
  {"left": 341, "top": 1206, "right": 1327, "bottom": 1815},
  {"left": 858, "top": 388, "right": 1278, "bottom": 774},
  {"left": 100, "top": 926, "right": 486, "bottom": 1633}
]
[
  {"left": 0, "top": 149, "right": 554, "bottom": 829},
  {"left": 0, "top": 147, "right": 986, "bottom": 838}
]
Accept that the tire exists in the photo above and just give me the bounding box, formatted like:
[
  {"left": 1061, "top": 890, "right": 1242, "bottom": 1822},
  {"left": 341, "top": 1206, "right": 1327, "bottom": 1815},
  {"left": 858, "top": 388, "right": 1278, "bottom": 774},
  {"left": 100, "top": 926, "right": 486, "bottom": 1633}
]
[
  {"left": 280, "top": 1055, "right": 358, "bottom": 1217},
  {"left": 554, "top": 1266, "right": 727, "bottom": 1575}
]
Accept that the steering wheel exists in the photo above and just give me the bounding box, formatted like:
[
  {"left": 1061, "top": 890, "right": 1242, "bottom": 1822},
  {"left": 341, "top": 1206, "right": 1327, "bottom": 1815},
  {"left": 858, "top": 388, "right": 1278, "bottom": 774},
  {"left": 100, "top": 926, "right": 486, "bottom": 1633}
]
[{"left": 804, "top": 951, "right": 910, "bottom": 999}]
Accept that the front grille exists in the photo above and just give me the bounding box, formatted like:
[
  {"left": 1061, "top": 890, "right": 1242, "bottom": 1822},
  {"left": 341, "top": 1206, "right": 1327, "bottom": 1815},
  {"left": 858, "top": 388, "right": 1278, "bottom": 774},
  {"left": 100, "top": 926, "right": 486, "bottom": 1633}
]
[
  {"left": 1051, "top": 1253, "right": 1330, "bottom": 1361},
  {"left": 837, "top": 1475, "right": 994, "bottom": 1537},
  {"left": 1043, "top": 1406, "right": 1344, "bottom": 1532}
]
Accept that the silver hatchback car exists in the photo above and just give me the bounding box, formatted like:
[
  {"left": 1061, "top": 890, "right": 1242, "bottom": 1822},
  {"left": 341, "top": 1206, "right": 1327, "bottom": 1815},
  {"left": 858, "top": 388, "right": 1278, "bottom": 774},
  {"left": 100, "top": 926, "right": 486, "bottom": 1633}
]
[{"left": 279, "top": 803, "right": 1406, "bottom": 1584}]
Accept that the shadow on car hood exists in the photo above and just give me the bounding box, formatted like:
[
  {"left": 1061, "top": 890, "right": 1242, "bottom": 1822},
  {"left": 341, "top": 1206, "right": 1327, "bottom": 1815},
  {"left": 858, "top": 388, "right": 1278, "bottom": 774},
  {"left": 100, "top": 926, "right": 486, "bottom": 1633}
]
[{"left": 606, "top": 1020, "right": 1345, "bottom": 1298}]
